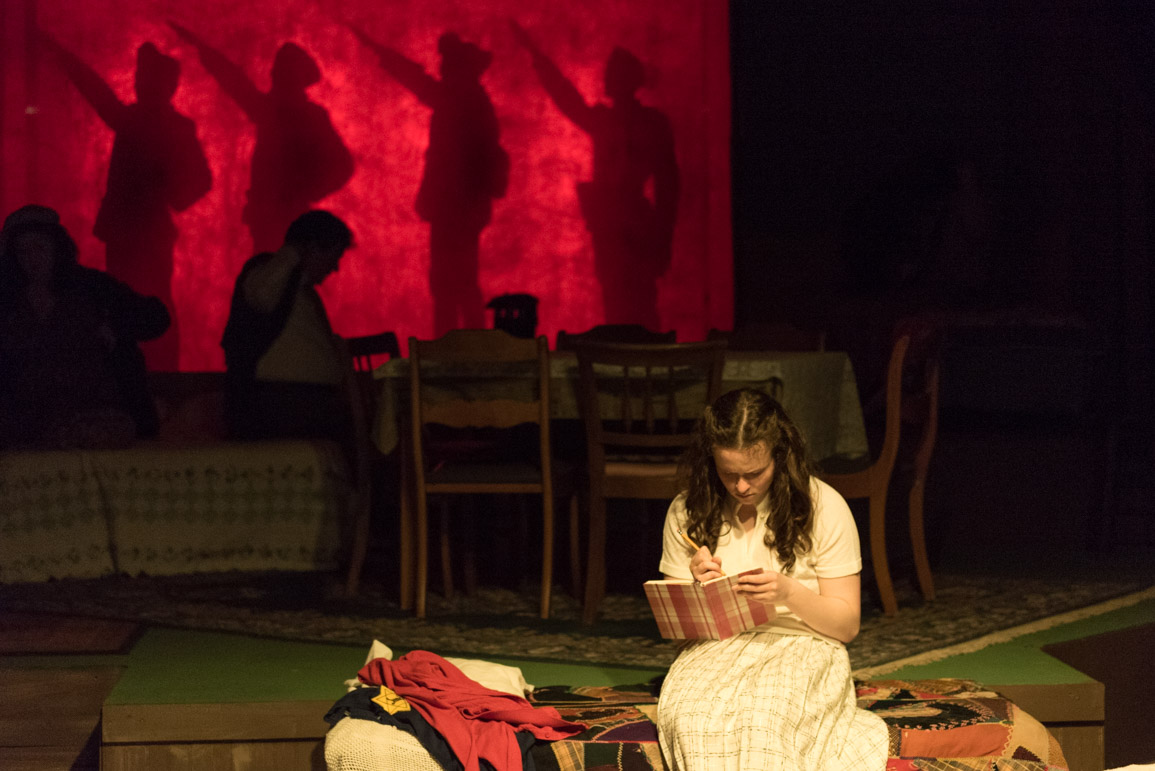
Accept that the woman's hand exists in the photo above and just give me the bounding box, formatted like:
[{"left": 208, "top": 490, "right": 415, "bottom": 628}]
[
  {"left": 735, "top": 569, "right": 795, "bottom": 605},
  {"left": 690, "top": 546, "right": 723, "bottom": 583}
]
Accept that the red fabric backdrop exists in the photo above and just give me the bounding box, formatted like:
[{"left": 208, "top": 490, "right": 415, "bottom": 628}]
[{"left": 1, "top": 0, "right": 730, "bottom": 370}]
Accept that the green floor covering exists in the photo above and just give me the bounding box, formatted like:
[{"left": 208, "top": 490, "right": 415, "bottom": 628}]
[
  {"left": 866, "top": 597, "right": 1155, "bottom": 685},
  {"left": 72, "top": 594, "right": 1154, "bottom": 707},
  {"left": 104, "top": 627, "right": 668, "bottom": 705}
]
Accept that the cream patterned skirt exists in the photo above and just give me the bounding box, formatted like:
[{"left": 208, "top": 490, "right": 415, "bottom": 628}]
[{"left": 657, "top": 631, "right": 888, "bottom": 771}]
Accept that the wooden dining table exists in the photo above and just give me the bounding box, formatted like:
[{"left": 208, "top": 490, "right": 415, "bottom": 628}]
[{"left": 372, "top": 349, "right": 870, "bottom": 608}]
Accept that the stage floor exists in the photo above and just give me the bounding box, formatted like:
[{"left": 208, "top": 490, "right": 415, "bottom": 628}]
[{"left": 1, "top": 594, "right": 1151, "bottom": 770}]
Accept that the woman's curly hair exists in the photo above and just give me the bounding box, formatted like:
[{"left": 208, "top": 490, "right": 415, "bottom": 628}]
[{"left": 677, "top": 388, "right": 815, "bottom": 574}]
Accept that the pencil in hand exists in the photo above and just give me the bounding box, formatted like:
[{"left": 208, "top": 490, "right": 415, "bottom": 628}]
[
  {"left": 677, "top": 527, "right": 701, "bottom": 551},
  {"left": 678, "top": 528, "right": 725, "bottom": 576}
]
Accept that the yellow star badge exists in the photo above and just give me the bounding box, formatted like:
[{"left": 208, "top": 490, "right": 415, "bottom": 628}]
[{"left": 371, "top": 686, "right": 412, "bottom": 715}]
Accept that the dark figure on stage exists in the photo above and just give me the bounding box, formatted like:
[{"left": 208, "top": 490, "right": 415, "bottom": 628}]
[
  {"left": 1, "top": 210, "right": 171, "bottom": 446},
  {"left": 171, "top": 23, "right": 354, "bottom": 255},
  {"left": 352, "top": 26, "right": 508, "bottom": 335},
  {"left": 512, "top": 21, "right": 679, "bottom": 329},
  {"left": 220, "top": 210, "right": 354, "bottom": 455},
  {"left": 41, "top": 35, "right": 211, "bottom": 371}
]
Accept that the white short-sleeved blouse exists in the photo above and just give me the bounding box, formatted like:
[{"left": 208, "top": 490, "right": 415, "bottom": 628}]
[{"left": 658, "top": 476, "right": 861, "bottom": 644}]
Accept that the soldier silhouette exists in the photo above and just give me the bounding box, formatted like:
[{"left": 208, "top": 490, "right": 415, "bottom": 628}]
[
  {"left": 171, "top": 23, "right": 354, "bottom": 255},
  {"left": 512, "top": 21, "right": 679, "bottom": 329},
  {"left": 42, "top": 34, "right": 211, "bottom": 371},
  {"left": 351, "top": 25, "right": 508, "bottom": 334}
]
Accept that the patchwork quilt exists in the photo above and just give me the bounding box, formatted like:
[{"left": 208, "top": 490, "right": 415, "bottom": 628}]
[{"left": 525, "top": 678, "right": 1068, "bottom": 771}]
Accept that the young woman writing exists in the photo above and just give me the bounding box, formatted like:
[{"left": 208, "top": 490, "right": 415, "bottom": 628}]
[{"left": 656, "top": 388, "right": 887, "bottom": 771}]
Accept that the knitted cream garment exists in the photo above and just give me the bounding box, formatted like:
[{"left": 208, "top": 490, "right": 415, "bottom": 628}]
[{"left": 324, "top": 718, "right": 444, "bottom": 771}]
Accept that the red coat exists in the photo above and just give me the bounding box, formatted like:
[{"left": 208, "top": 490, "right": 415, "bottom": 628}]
[{"left": 358, "top": 650, "right": 585, "bottom": 771}]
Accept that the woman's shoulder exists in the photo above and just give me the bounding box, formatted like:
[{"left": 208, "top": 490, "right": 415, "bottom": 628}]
[
  {"left": 809, "top": 474, "right": 835, "bottom": 496},
  {"left": 805, "top": 475, "right": 862, "bottom": 563},
  {"left": 808, "top": 475, "right": 853, "bottom": 521},
  {"left": 667, "top": 491, "right": 690, "bottom": 517}
]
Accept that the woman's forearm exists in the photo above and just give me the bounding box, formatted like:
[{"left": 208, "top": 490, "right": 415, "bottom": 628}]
[{"left": 782, "top": 575, "right": 861, "bottom": 643}]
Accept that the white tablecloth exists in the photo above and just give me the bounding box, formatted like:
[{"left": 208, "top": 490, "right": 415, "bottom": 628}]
[{"left": 374, "top": 350, "right": 868, "bottom": 463}]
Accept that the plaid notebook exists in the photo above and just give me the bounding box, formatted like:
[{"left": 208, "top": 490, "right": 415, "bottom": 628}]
[{"left": 644, "top": 569, "right": 775, "bottom": 640}]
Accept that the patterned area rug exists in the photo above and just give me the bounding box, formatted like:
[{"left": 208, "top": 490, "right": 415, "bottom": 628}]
[{"left": 2, "top": 568, "right": 1152, "bottom": 670}]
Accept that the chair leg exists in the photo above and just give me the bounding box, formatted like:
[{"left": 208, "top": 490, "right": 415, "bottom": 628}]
[
  {"left": 908, "top": 477, "right": 935, "bottom": 601},
  {"left": 462, "top": 498, "right": 478, "bottom": 596},
  {"left": 399, "top": 439, "right": 416, "bottom": 611},
  {"left": 540, "top": 491, "right": 554, "bottom": 620},
  {"left": 438, "top": 498, "right": 454, "bottom": 600},
  {"left": 516, "top": 495, "right": 531, "bottom": 570},
  {"left": 569, "top": 494, "right": 583, "bottom": 599},
  {"left": 415, "top": 489, "right": 429, "bottom": 619},
  {"left": 343, "top": 484, "right": 371, "bottom": 597},
  {"left": 582, "top": 492, "right": 607, "bottom": 625},
  {"left": 869, "top": 490, "right": 898, "bottom": 616}
]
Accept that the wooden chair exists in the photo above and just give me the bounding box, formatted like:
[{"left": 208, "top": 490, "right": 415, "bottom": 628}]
[
  {"left": 556, "top": 325, "right": 676, "bottom": 351},
  {"left": 347, "top": 331, "right": 401, "bottom": 372},
  {"left": 342, "top": 331, "right": 400, "bottom": 596},
  {"left": 346, "top": 331, "right": 401, "bottom": 405},
  {"left": 708, "top": 322, "right": 826, "bottom": 352},
  {"left": 818, "top": 318, "right": 941, "bottom": 615},
  {"left": 570, "top": 339, "right": 727, "bottom": 624},
  {"left": 409, "top": 330, "right": 562, "bottom": 619},
  {"left": 892, "top": 317, "right": 943, "bottom": 603},
  {"left": 818, "top": 333, "right": 909, "bottom": 616},
  {"left": 345, "top": 331, "right": 401, "bottom": 431}
]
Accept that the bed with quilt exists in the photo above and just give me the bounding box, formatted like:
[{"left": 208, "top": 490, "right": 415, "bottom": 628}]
[{"left": 322, "top": 648, "right": 1068, "bottom": 771}]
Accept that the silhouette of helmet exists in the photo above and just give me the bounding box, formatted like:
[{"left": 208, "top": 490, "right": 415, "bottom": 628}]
[
  {"left": 136, "top": 42, "right": 180, "bottom": 103},
  {"left": 604, "top": 46, "right": 644, "bottom": 99},
  {"left": 271, "top": 42, "right": 321, "bottom": 90},
  {"left": 438, "top": 32, "right": 491, "bottom": 79}
]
